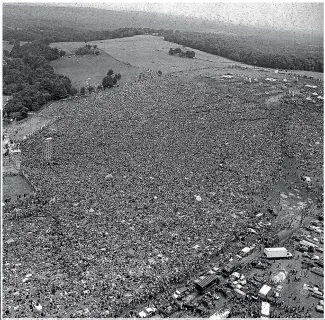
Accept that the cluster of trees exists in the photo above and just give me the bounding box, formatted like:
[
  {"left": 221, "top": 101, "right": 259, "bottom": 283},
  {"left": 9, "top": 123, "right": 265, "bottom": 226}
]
[
  {"left": 4, "top": 26, "right": 172, "bottom": 43},
  {"left": 7, "top": 39, "right": 64, "bottom": 61},
  {"left": 75, "top": 44, "right": 99, "bottom": 56},
  {"left": 164, "top": 32, "right": 323, "bottom": 72},
  {"left": 78, "top": 69, "right": 122, "bottom": 96},
  {"left": 3, "top": 40, "right": 76, "bottom": 121},
  {"left": 169, "top": 47, "right": 195, "bottom": 58},
  {"left": 102, "top": 69, "right": 122, "bottom": 89}
]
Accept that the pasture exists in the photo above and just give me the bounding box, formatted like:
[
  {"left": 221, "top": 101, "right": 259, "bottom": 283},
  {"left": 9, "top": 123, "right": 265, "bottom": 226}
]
[
  {"left": 88, "top": 35, "right": 241, "bottom": 73},
  {"left": 50, "top": 36, "right": 323, "bottom": 86},
  {"left": 50, "top": 50, "right": 141, "bottom": 88},
  {"left": 49, "top": 35, "right": 245, "bottom": 87}
]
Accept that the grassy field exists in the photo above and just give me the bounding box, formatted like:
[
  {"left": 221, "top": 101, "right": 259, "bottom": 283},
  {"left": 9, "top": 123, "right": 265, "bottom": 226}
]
[
  {"left": 3, "top": 175, "right": 34, "bottom": 199},
  {"left": 49, "top": 36, "right": 244, "bottom": 87},
  {"left": 88, "top": 35, "right": 239, "bottom": 73},
  {"left": 50, "top": 50, "right": 141, "bottom": 88},
  {"left": 50, "top": 36, "right": 323, "bottom": 83}
]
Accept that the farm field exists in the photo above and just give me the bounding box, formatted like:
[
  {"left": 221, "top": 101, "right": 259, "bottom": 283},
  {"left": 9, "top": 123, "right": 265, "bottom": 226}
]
[
  {"left": 50, "top": 50, "right": 141, "bottom": 88},
  {"left": 49, "top": 36, "right": 246, "bottom": 88},
  {"left": 50, "top": 36, "right": 323, "bottom": 84},
  {"left": 87, "top": 35, "right": 240, "bottom": 72}
]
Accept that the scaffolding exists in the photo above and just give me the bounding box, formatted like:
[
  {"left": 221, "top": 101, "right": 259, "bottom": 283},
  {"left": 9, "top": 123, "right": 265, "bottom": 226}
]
[{"left": 43, "top": 137, "right": 53, "bottom": 162}]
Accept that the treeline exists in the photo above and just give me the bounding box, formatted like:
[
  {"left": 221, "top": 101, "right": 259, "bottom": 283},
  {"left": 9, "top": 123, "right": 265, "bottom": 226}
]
[
  {"left": 3, "top": 26, "right": 173, "bottom": 43},
  {"left": 5, "top": 25, "right": 323, "bottom": 73},
  {"left": 3, "top": 40, "right": 76, "bottom": 121},
  {"left": 164, "top": 32, "right": 324, "bottom": 72}
]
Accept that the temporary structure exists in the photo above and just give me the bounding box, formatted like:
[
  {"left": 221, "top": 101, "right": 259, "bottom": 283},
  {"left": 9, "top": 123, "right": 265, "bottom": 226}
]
[
  {"left": 272, "top": 271, "right": 287, "bottom": 284},
  {"left": 259, "top": 284, "right": 272, "bottom": 298},
  {"left": 261, "top": 302, "right": 270, "bottom": 317}
]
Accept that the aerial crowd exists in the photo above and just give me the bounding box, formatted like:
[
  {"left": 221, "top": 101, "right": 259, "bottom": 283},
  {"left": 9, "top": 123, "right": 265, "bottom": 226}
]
[{"left": 3, "top": 72, "right": 323, "bottom": 317}]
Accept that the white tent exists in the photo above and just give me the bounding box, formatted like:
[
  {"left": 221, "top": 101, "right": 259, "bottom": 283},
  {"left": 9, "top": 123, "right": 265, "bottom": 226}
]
[
  {"left": 241, "top": 247, "right": 251, "bottom": 255},
  {"left": 234, "top": 288, "right": 246, "bottom": 296},
  {"left": 272, "top": 271, "right": 287, "bottom": 284},
  {"left": 261, "top": 302, "right": 270, "bottom": 317},
  {"left": 145, "top": 307, "right": 156, "bottom": 314},
  {"left": 209, "top": 309, "right": 230, "bottom": 320},
  {"left": 138, "top": 311, "right": 147, "bottom": 318},
  {"left": 259, "top": 284, "right": 272, "bottom": 297}
]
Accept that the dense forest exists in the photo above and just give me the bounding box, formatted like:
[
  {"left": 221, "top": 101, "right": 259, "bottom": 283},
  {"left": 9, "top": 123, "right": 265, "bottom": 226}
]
[
  {"left": 3, "top": 26, "right": 172, "bottom": 43},
  {"left": 164, "top": 31, "right": 323, "bottom": 72},
  {"left": 3, "top": 40, "right": 75, "bottom": 120}
]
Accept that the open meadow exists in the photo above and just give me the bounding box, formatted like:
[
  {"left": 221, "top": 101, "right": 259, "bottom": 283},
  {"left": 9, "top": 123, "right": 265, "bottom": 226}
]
[
  {"left": 49, "top": 36, "right": 241, "bottom": 88},
  {"left": 49, "top": 35, "right": 323, "bottom": 89},
  {"left": 88, "top": 35, "right": 239, "bottom": 72},
  {"left": 50, "top": 50, "right": 141, "bottom": 88}
]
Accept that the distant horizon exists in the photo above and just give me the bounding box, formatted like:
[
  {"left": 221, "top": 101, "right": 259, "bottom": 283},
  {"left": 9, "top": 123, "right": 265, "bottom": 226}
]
[{"left": 6, "top": 2, "right": 323, "bottom": 36}]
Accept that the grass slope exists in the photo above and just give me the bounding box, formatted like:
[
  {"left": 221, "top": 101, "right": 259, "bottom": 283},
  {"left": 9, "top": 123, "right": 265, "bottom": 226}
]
[
  {"left": 49, "top": 35, "right": 242, "bottom": 87},
  {"left": 50, "top": 49, "right": 141, "bottom": 88},
  {"left": 50, "top": 36, "right": 323, "bottom": 87}
]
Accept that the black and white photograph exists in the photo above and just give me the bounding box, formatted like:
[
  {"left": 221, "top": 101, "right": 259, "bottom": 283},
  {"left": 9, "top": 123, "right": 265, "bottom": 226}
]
[{"left": 1, "top": 1, "right": 324, "bottom": 318}]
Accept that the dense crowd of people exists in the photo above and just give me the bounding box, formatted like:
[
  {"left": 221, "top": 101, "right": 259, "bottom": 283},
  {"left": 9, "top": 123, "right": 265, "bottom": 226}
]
[{"left": 3, "top": 72, "right": 323, "bottom": 317}]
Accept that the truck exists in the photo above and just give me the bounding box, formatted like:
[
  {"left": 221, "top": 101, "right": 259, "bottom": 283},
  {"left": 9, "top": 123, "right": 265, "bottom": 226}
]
[{"left": 264, "top": 247, "right": 293, "bottom": 259}]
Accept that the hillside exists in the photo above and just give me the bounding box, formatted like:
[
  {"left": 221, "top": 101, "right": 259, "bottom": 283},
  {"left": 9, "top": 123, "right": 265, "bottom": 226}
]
[
  {"left": 50, "top": 49, "right": 141, "bottom": 89},
  {"left": 3, "top": 4, "right": 222, "bottom": 33},
  {"left": 49, "top": 36, "right": 240, "bottom": 88},
  {"left": 3, "top": 69, "right": 323, "bottom": 317},
  {"left": 49, "top": 35, "right": 323, "bottom": 90},
  {"left": 4, "top": 3, "right": 322, "bottom": 43}
]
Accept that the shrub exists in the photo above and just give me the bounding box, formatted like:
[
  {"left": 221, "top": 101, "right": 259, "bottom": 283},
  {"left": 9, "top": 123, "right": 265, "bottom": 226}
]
[
  {"left": 69, "top": 87, "right": 78, "bottom": 96},
  {"left": 80, "top": 87, "right": 86, "bottom": 95}
]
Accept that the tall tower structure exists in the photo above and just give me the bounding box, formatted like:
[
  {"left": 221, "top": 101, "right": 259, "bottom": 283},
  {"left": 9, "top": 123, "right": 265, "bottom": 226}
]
[{"left": 43, "top": 137, "right": 53, "bottom": 162}]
